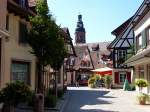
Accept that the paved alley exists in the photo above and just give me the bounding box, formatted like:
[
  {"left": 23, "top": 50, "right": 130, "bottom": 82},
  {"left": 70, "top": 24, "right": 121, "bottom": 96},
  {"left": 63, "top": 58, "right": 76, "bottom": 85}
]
[{"left": 62, "top": 87, "right": 150, "bottom": 112}]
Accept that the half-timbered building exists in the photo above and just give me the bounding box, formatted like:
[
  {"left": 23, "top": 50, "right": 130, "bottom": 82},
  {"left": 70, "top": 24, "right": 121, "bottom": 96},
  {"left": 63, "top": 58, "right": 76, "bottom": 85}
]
[
  {"left": 125, "top": 0, "right": 150, "bottom": 94},
  {"left": 108, "top": 17, "right": 134, "bottom": 88}
]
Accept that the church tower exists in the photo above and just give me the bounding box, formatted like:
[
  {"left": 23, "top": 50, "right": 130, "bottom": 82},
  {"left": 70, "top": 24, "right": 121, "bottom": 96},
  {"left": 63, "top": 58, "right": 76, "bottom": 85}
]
[{"left": 75, "top": 14, "right": 86, "bottom": 44}]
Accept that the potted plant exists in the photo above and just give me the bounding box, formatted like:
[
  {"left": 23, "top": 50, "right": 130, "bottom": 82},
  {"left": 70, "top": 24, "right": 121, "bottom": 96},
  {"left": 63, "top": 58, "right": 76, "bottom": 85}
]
[
  {"left": 88, "top": 77, "right": 96, "bottom": 88},
  {"left": 136, "top": 93, "right": 147, "bottom": 105},
  {"left": 0, "top": 81, "right": 31, "bottom": 112},
  {"left": 104, "top": 75, "right": 112, "bottom": 89},
  {"left": 135, "top": 79, "right": 148, "bottom": 92}
]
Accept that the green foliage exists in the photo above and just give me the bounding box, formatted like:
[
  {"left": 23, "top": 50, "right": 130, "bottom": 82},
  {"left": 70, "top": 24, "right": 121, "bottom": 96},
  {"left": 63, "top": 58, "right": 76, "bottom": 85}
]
[
  {"left": 28, "top": 0, "right": 67, "bottom": 69},
  {"left": 57, "top": 89, "right": 64, "bottom": 98},
  {"left": 130, "top": 84, "right": 136, "bottom": 91},
  {"left": 88, "top": 77, "right": 96, "bottom": 88},
  {"left": 36, "top": 0, "right": 49, "bottom": 16},
  {"left": 94, "top": 75, "right": 100, "bottom": 81},
  {"left": 45, "top": 89, "right": 57, "bottom": 107},
  {"left": 127, "top": 44, "right": 135, "bottom": 59},
  {"left": 88, "top": 77, "right": 96, "bottom": 85},
  {"left": 104, "top": 75, "right": 112, "bottom": 88},
  {"left": 135, "top": 79, "right": 149, "bottom": 87},
  {"left": 47, "top": 88, "right": 64, "bottom": 98},
  {"left": 44, "top": 94, "right": 57, "bottom": 108},
  {"left": 0, "top": 81, "right": 31, "bottom": 106},
  {"left": 27, "top": 91, "right": 35, "bottom": 107}
]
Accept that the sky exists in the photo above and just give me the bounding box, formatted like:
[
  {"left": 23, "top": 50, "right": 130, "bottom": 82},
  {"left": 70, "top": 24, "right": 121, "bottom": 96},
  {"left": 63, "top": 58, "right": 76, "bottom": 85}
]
[{"left": 48, "top": 0, "right": 143, "bottom": 43}]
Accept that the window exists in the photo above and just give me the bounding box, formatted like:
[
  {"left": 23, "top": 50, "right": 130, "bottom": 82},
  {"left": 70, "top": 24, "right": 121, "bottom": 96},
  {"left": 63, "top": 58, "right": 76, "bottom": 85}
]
[
  {"left": 19, "top": 0, "right": 26, "bottom": 8},
  {"left": 117, "top": 50, "right": 126, "bottom": 67},
  {"left": 6, "top": 15, "right": 9, "bottom": 31},
  {"left": 118, "top": 50, "right": 126, "bottom": 59},
  {"left": 136, "top": 34, "right": 142, "bottom": 50},
  {"left": 138, "top": 65, "right": 144, "bottom": 79},
  {"left": 119, "top": 72, "right": 126, "bottom": 83},
  {"left": 19, "top": 22, "right": 28, "bottom": 44},
  {"left": 11, "top": 61, "right": 30, "bottom": 84},
  {"left": 147, "top": 65, "right": 150, "bottom": 82}
]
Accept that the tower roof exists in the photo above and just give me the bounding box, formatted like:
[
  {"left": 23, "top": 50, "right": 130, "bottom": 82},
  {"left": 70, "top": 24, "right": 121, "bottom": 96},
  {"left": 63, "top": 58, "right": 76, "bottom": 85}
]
[{"left": 75, "top": 14, "right": 85, "bottom": 32}]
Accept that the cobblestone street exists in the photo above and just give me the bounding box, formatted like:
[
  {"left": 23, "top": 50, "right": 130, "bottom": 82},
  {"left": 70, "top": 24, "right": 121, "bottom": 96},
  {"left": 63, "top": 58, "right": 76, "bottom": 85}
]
[{"left": 63, "top": 87, "right": 150, "bottom": 112}]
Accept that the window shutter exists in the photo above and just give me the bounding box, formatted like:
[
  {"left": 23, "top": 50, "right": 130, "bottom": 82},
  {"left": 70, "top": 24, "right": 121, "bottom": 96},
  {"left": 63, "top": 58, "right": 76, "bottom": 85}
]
[
  {"left": 115, "top": 72, "right": 119, "bottom": 84},
  {"left": 19, "top": 22, "right": 28, "bottom": 44},
  {"left": 142, "top": 29, "right": 147, "bottom": 48},
  {"left": 134, "top": 36, "right": 137, "bottom": 53},
  {"left": 126, "top": 72, "right": 131, "bottom": 83}
]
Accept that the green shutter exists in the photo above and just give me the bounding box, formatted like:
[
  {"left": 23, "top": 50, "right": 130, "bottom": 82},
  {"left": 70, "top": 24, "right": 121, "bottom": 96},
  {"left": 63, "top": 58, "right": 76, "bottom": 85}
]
[
  {"left": 142, "top": 29, "right": 147, "bottom": 48},
  {"left": 134, "top": 36, "right": 137, "bottom": 53}
]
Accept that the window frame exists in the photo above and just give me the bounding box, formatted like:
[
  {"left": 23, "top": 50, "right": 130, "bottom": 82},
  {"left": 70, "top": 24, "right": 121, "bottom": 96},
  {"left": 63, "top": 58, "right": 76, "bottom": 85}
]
[
  {"left": 119, "top": 72, "right": 126, "bottom": 84},
  {"left": 11, "top": 60, "right": 31, "bottom": 85},
  {"left": 138, "top": 65, "right": 144, "bottom": 79},
  {"left": 146, "top": 26, "right": 150, "bottom": 46}
]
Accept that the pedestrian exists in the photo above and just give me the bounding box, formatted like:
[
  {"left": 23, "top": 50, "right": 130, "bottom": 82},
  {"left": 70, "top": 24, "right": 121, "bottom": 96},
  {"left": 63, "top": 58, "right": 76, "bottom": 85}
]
[{"left": 76, "top": 74, "right": 81, "bottom": 87}]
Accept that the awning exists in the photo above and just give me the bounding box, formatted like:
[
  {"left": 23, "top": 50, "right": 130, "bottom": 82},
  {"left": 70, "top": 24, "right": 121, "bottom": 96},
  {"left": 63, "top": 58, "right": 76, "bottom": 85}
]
[
  {"left": 91, "top": 67, "right": 112, "bottom": 75},
  {"left": 125, "top": 47, "right": 150, "bottom": 65}
]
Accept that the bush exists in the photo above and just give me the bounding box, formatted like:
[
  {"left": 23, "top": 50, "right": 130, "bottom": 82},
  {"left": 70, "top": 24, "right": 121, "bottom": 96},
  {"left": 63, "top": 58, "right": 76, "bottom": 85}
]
[
  {"left": 27, "top": 91, "right": 35, "bottom": 107},
  {"left": 130, "top": 84, "right": 136, "bottom": 91},
  {"left": 88, "top": 77, "right": 96, "bottom": 84},
  {"left": 47, "top": 88, "right": 55, "bottom": 95},
  {"left": 94, "top": 75, "right": 100, "bottom": 81},
  {"left": 88, "top": 77, "right": 96, "bottom": 88},
  {"left": 0, "top": 81, "right": 31, "bottom": 106},
  {"left": 135, "top": 79, "right": 149, "bottom": 87},
  {"left": 44, "top": 94, "right": 57, "bottom": 108},
  {"left": 58, "top": 89, "right": 64, "bottom": 98}
]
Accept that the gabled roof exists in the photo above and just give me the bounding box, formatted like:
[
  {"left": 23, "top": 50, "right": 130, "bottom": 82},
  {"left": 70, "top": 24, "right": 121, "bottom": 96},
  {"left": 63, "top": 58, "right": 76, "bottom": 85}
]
[
  {"left": 74, "top": 45, "right": 94, "bottom": 70},
  {"left": 87, "top": 42, "right": 111, "bottom": 55},
  {"left": 85, "top": 42, "right": 112, "bottom": 69},
  {"left": 108, "top": 0, "right": 150, "bottom": 50},
  {"left": 131, "top": 0, "right": 150, "bottom": 27},
  {"left": 61, "top": 27, "right": 76, "bottom": 56},
  {"left": 111, "top": 16, "right": 133, "bottom": 37}
]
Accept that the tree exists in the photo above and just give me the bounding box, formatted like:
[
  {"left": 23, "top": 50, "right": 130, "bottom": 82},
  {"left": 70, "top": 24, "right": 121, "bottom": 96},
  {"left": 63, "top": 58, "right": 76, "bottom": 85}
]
[{"left": 28, "top": 0, "right": 67, "bottom": 111}]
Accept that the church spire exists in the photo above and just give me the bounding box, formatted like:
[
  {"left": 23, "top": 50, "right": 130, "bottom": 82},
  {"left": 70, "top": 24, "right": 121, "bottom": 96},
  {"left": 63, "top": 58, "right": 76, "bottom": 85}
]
[{"left": 75, "top": 14, "right": 86, "bottom": 44}]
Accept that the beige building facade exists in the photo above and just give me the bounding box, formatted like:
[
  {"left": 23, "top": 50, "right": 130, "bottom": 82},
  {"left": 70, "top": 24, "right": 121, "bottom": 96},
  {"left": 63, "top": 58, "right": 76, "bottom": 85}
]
[{"left": 0, "top": 0, "right": 37, "bottom": 89}]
